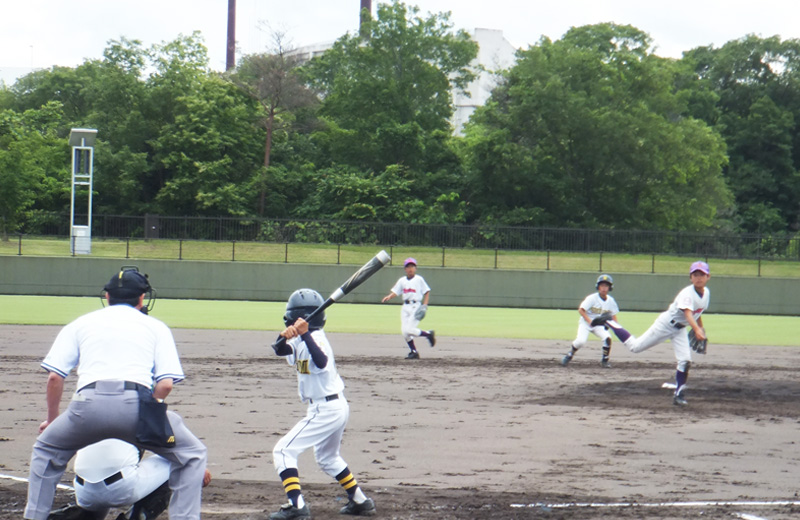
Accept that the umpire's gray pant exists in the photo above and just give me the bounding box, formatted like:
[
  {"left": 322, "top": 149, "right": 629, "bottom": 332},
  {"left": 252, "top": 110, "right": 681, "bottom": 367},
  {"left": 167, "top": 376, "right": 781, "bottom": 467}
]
[{"left": 24, "top": 380, "right": 207, "bottom": 520}]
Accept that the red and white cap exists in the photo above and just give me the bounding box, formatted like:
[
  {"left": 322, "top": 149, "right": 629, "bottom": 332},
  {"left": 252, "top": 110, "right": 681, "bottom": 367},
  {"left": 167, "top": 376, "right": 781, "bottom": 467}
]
[
  {"left": 690, "top": 261, "right": 710, "bottom": 275},
  {"left": 403, "top": 257, "right": 417, "bottom": 267}
]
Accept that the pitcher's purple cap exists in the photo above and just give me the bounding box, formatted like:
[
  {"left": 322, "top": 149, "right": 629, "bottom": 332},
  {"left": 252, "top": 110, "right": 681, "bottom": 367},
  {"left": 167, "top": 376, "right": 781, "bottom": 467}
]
[
  {"left": 690, "top": 261, "right": 710, "bottom": 275},
  {"left": 403, "top": 257, "right": 417, "bottom": 267}
]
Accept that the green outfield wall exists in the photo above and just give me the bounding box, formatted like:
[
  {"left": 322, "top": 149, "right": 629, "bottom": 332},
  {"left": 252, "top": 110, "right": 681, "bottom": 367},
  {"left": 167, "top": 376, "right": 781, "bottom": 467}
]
[{"left": 0, "top": 256, "right": 796, "bottom": 315}]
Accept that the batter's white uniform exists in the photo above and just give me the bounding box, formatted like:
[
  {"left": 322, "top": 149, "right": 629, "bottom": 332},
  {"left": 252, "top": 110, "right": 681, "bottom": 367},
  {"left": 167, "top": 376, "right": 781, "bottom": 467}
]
[
  {"left": 572, "top": 292, "right": 619, "bottom": 350},
  {"left": 73, "top": 439, "right": 170, "bottom": 513},
  {"left": 389, "top": 275, "right": 431, "bottom": 342},
  {"left": 273, "top": 329, "right": 350, "bottom": 478},
  {"left": 624, "top": 284, "right": 710, "bottom": 370}
]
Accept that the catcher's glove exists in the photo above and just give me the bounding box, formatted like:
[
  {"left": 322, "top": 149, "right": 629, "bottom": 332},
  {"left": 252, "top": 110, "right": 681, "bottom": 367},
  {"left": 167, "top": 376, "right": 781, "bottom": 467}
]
[
  {"left": 414, "top": 304, "right": 428, "bottom": 321},
  {"left": 688, "top": 328, "right": 707, "bottom": 354}
]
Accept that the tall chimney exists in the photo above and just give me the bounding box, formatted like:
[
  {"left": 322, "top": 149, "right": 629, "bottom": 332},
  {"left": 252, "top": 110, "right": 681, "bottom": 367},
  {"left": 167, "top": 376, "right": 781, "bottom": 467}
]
[
  {"left": 359, "top": 0, "right": 372, "bottom": 37},
  {"left": 226, "top": 0, "right": 236, "bottom": 71}
]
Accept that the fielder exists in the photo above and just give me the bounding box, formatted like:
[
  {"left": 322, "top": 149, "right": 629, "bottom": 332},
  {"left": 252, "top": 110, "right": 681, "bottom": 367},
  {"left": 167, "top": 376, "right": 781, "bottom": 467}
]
[
  {"left": 561, "top": 274, "right": 619, "bottom": 368},
  {"left": 593, "top": 261, "right": 711, "bottom": 406},
  {"left": 48, "top": 439, "right": 212, "bottom": 520},
  {"left": 269, "top": 289, "right": 376, "bottom": 519},
  {"left": 381, "top": 257, "right": 435, "bottom": 359}
]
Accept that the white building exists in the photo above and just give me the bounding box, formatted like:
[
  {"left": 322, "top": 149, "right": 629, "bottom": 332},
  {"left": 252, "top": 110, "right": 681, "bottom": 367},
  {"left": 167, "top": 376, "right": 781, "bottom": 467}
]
[{"left": 452, "top": 28, "right": 518, "bottom": 135}]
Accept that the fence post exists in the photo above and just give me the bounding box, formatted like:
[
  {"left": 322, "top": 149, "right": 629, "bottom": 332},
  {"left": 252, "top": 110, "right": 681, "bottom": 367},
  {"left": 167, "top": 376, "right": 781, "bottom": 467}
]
[
  {"left": 494, "top": 248, "right": 498, "bottom": 269},
  {"left": 232, "top": 241, "right": 236, "bottom": 262},
  {"left": 757, "top": 235, "right": 761, "bottom": 277},
  {"left": 337, "top": 244, "right": 341, "bottom": 265},
  {"left": 442, "top": 246, "right": 445, "bottom": 268},
  {"left": 599, "top": 251, "right": 603, "bottom": 272},
  {"left": 179, "top": 240, "right": 183, "bottom": 260},
  {"left": 389, "top": 245, "right": 393, "bottom": 266},
  {"left": 651, "top": 254, "right": 655, "bottom": 274},
  {"left": 126, "top": 238, "right": 130, "bottom": 259},
  {"left": 546, "top": 250, "right": 550, "bottom": 271},
  {"left": 285, "top": 243, "right": 289, "bottom": 263},
  {"left": 17, "top": 233, "right": 22, "bottom": 255}
]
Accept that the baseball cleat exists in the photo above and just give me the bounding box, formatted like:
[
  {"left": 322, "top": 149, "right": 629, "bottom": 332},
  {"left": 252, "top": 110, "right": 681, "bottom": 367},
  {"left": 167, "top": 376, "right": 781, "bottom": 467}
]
[
  {"left": 405, "top": 351, "right": 420, "bottom": 359},
  {"left": 428, "top": 330, "right": 436, "bottom": 347},
  {"left": 673, "top": 394, "right": 688, "bottom": 406},
  {"left": 269, "top": 502, "right": 311, "bottom": 520},
  {"left": 339, "top": 497, "right": 376, "bottom": 516},
  {"left": 560, "top": 354, "right": 572, "bottom": 366},
  {"left": 601, "top": 359, "right": 611, "bottom": 368},
  {"left": 590, "top": 313, "right": 613, "bottom": 327}
]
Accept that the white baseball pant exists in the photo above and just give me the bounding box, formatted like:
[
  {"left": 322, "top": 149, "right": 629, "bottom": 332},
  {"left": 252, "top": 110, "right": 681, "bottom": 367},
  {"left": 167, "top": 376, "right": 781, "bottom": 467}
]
[
  {"left": 273, "top": 397, "right": 350, "bottom": 478},
  {"left": 572, "top": 319, "right": 612, "bottom": 350},
  {"left": 625, "top": 317, "right": 692, "bottom": 371}
]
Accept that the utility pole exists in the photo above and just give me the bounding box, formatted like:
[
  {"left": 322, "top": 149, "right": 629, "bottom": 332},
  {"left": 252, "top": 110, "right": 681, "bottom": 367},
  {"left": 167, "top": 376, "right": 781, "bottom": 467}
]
[
  {"left": 226, "top": 0, "right": 236, "bottom": 71},
  {"left": 359, "top": 0, "right": 372, "bottom": 38}
]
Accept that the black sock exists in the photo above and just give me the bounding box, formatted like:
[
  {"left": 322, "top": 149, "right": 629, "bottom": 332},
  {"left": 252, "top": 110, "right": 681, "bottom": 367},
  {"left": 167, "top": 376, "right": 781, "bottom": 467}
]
[
  {"left": 335, "top": 467, "right": 358, "bottom": 499},
  {"left": 407, "top": 340, "right": 417, "bottom": 352},
  {"left": 279, "top": 468, "right": 302, "bottom": 507}
]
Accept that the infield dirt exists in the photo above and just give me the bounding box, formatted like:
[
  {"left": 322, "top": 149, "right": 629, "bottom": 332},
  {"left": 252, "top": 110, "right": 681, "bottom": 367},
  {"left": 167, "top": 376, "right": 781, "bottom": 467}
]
[{"left": 1, "top": 325, "right": 799, "bottom": 519}]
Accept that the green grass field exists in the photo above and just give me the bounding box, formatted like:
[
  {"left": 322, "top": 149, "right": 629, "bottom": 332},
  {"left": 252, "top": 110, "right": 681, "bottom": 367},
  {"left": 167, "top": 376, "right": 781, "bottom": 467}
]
[{"left": 1, "top": 295, "right": 795, "bottom": 346}]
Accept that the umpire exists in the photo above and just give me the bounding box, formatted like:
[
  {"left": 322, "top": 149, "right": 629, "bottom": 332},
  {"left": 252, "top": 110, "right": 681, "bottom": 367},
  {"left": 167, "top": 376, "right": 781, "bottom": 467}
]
[{"left": 24, "top": 268, "right": 208, "bottom": 520}]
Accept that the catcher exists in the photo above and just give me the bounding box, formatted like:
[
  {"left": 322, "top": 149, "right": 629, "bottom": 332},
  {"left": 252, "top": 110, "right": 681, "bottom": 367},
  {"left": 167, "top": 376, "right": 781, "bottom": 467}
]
[{"left": 592, "top": 261, "right": 710, "bottom": 406}]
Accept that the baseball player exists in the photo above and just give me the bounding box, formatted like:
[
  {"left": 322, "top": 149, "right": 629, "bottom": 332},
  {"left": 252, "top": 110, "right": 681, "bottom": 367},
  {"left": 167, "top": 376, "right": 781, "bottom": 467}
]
[
  {"left": 24, "top": 267, "right": 208, "bottom": 520},
  {"left": 561, "top": 274, "right": 619, "bottom": 368},
  {"left": 381, "top": 257, "right": 435, "bottom": 359},
  {"left": 592, "top": 261, "right": 711, "bottom": 406},
  {"left": 47, "top": 439, "right": 212, "bottom": 520},
  {"left": 269, "top": 289, "right": 376, "bottom": 519}
]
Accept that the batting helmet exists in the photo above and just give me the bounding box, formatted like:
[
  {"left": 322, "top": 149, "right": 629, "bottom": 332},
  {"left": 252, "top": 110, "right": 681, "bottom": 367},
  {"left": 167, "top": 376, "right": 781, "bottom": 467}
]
[
  {"left": 284, "top": 288, "right": 326, "bottom": 329},
  {"left": 596, "top": 274, "right": 613, "bottom": 291}
]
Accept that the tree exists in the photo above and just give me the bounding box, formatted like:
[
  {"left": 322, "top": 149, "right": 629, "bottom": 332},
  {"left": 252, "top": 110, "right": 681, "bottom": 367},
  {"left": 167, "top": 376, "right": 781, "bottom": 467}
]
[
  {"left": 0, "top": 102, "right": 69, "bottom": 239},
  {"left": 462, "top": 23, "right": 732, "bottom": 230},
  {"left": 683, "top": 35, "right": 800, "bottom": 232},
  {"left": 234, "top": 33, "right": 319, "bottom": 216},
  {"left": 303, "top": 0, "right": 478, "bottom": 175}
]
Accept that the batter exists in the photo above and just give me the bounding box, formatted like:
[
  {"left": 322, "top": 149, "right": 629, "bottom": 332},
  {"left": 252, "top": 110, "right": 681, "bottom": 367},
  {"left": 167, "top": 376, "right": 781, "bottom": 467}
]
[
  {"left": 269, "top": 289, "right": 376, "bottom": 519},
  {"left": 381, "top": 257, "right": 435, "bottom": 359}
]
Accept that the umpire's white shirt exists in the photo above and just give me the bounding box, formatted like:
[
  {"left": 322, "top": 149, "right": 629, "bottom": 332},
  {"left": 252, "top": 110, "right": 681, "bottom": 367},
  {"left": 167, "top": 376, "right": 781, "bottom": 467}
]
[
  {"left": 41, "top": 304, "right": 184, "bottom": 390},
  {"left": 286, "top": 329, "right": 344, "bottom": 403}
]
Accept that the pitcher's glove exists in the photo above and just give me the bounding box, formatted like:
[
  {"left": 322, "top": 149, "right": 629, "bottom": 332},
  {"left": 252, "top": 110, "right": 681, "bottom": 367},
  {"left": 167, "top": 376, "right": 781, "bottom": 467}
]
[
  {"left": 414, "top": 304, "right": 428, "bottom": 321},
  {"left": 688, "top": 328, "right": 707, "bottom": 355}
]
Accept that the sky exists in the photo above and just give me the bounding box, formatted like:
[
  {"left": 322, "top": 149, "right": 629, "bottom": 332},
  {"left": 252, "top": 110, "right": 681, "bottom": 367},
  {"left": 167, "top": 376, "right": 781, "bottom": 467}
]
[{"left": 2, "top": 0, "right": 800, "bottom": 85}]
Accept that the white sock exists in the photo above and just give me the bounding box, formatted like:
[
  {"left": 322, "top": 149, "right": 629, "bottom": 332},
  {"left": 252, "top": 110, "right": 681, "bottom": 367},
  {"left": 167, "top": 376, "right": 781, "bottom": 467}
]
[
  {"left": 296, "top": 494, "right": 305, "bottom": 508},
  {"left": 353, "top": 487, "right": 367, "bottom": 504}
]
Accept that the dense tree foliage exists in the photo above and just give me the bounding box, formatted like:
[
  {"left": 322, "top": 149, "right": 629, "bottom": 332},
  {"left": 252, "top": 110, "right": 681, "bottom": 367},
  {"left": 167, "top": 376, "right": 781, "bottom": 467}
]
[
  {"left": 462, "top": 24, "right": 731, "bottom": 230},
  {"left": 4, "top": 4, "right": 800, "bottom": 238},
  {"left": 684, "top": 35, "right": 800, "bottom": 233}
]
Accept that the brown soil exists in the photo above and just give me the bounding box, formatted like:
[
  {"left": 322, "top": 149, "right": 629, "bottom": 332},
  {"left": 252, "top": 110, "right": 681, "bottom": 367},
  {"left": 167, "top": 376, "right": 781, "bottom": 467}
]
[{"left": 1, "top": 325, "right": 799, "bottom": 519}]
